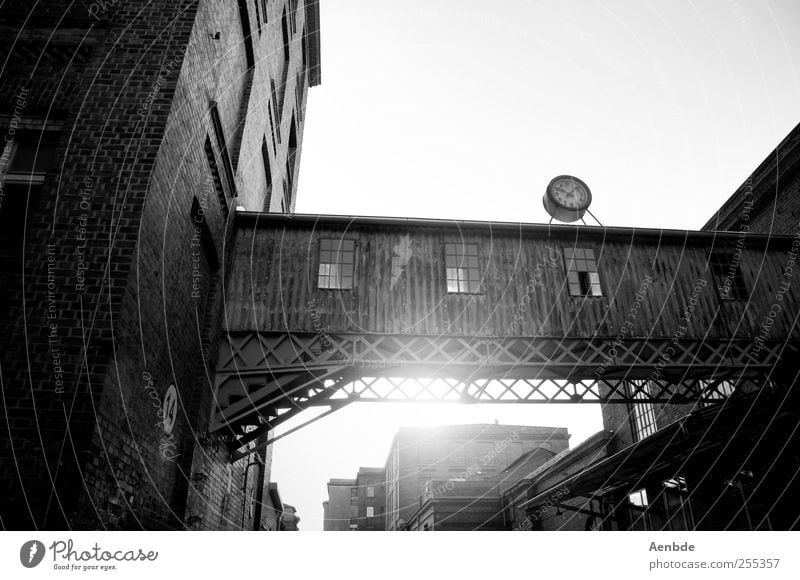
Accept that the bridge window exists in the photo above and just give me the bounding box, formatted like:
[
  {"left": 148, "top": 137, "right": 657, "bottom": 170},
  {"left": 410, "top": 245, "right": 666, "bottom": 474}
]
[
  {"left": 709, "top": 252, "right": 746, "bottom": 300},
  {"left": 318, "top": 239, "right": 354, "bottom": 289},
  {"left": 564, "top": 247, "right": 602, "bottom": 296},
  {"left": 445, "top": 243, "right": 480, "bottom": 293}
]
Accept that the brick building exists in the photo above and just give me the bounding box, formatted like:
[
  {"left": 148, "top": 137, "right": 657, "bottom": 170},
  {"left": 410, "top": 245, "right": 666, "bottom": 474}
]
[
  {"left": 703, "top": 122, "right": 800, "bottom": 234},
  {"left": 0, "top": 0, "right": 321, "bottom": 529},
  {"left": 322, "top": 467, "right": 387, "bottom": 531},
  {"left": 354, "top": 467, "right": 387, "bottom": 531},
  {"left": 385, "top": 424, "right": 570, "bottom": 530},
  {"left": 281, "top": 503, "right": 300, "bottom": 531},
  {"left": 322, "top": 478, "right": 357, "bottom": 531},
  {"left": 512, "top": 122, "right": 800, "bottom": 531},
  {"left": 599, "top": 122, "right": 800, "bottom": 455}
]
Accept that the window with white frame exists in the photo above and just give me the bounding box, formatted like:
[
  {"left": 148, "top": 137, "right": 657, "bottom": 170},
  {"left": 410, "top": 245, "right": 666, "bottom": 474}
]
[
  {"left": 563, "top": 247, "right": 602, "bottom": 296},
  {"left": 318, "top": 239, "right": 354, "bottom": 289},
  {"left": 366, "top": 486, "right": 375, "bottom": 498},
  {"left": 366, "top": 506, "right": 374, "bottom": 517},
  {"left": 445, "top": 242, "right": 480, "bottom": 293}
]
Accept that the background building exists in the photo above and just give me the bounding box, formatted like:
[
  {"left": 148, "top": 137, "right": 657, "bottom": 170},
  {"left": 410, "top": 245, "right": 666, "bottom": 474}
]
[
  {"left": 0, "top": 0, "right": 321, "bottom": 529},
  {"left": 322, "top": 468, "right": 386, "bottom": 531},
  {"left": 281, "top": 503, "right": 300, "bottom": 531},
  {"left": 384, "top": 424, "right": 570, "bottom": 530},
  {"left": 322, "top": 478, "right": 357, "bottom": 531},
  {"left": 354, "top": 467, "right": 387, "bottom": 531}
]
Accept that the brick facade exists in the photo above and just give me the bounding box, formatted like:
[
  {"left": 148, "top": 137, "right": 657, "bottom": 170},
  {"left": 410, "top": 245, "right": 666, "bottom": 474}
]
[
  {"left": 0, "top": 0, "right": 320, "bottom": 530},
  {"left": 384, "top": 424, "right": 570, "bottom": 530},
  {"left": 600, "top": 122, "right": 800, "bottom": 451},
  {"left": 322, "top": 478, "right": 357, "bottom": 531}
]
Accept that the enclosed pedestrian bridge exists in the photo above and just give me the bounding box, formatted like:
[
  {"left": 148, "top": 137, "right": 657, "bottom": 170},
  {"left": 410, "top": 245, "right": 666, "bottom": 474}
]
[{"left": 214, "top": 213, "right": 799, "bottom": 454}]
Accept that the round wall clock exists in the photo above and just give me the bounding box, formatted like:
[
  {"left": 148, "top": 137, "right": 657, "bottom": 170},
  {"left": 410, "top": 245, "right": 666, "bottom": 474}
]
[{"left": 543, "top": 175, "right": 592, "bottom": 223}]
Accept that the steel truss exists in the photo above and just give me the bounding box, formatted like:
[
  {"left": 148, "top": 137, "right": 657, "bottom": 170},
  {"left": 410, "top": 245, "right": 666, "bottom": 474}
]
[{"left": 211, "top": 331, "right": 796, "bottom": 453}]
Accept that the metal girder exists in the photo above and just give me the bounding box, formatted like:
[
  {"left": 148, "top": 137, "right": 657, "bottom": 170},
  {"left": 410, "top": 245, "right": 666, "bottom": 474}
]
[{"left": 211, "top": 331, "right": 796, "bottom": 444}]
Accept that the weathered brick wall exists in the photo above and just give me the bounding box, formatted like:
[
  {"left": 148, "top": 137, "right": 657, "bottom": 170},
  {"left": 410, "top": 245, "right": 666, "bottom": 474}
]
[
  {"left": 1, "top": 0, "right": 316, "bottom": 529},
  {"left": 601, "top": 124, "right": 800, "bottom": 451},
  {"left": 0, "top": 0, "right": 199, "bottom": 529},
  {"left": 704, "top": 123, "right": 800, "bottom": 235}
]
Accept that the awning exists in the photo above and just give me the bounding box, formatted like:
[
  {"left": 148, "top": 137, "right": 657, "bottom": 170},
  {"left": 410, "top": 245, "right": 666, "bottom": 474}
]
[{"left": 520, "top": 392, "right": 797, "bottom": 509}]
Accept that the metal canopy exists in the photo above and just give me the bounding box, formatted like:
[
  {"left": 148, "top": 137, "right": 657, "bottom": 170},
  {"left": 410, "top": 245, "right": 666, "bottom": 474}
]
[
  {"left": 211, "top": 331, "right": 796, "bottom": 455},
  {"left": 519, "top": 391, "right": 798, "bottom": 514}
]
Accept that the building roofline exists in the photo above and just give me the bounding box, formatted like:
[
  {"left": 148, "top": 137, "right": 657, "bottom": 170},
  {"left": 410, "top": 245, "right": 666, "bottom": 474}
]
[
  {"left": 702, "top": 122, "right": 800, "bottom": 232},
  {"left": 327, "top": 478, "right": 356, "bottom": 486},
  {"left": 236, "top": 211, "right": 797, "bottom": 247},
  {"left": 268, "top": 482, "right": 283, "bottom": 510},
  {"left": 511, "top": 429, "right": 614, "bottom": 495}
]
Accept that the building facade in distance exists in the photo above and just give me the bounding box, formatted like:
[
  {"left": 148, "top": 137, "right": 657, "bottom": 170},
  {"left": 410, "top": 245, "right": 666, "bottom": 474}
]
[
  {"left": 323, "top": 478, "right": 358, "bottom": 531},
  {"left": 323, "top": 467, "right": 387, "bottom": 531},
  {"left": 385, "top": 424, "right": 570, "bottom": 530}
]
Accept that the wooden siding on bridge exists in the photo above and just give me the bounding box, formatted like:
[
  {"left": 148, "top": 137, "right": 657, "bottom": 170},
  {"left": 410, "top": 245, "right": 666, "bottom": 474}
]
[{"left": 224, "top": 214, "right": 800, "bottom": 341}]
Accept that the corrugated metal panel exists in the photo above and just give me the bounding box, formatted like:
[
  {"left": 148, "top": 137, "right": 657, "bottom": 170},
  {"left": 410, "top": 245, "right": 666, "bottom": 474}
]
[{"left": 224, "top": 222, "right": 799, "bottom": 341}]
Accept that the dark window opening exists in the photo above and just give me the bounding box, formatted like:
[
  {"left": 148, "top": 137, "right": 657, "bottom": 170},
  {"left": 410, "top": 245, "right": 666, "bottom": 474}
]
[
  {"left": 301, "top": 26, "right": 307, "bottom": 68},
  {"left": 253, "top": 0, "right": 262, "bottom": 35},
  {"left": 261, "top": 0, "right": 269, "bottom": 23},
  {"left": 237, "top": 0, "right": 255, "bottom": 69},
  {"left": 209, "top": 104, "right": 236, "bottom": 196},
  {"left": 318, "top": 239, "right": 354, "bottom": 290},
  {"left": 261, "top": 138, "right": 273, "bottom": 211},
  {"left": 281, "top": 8, "right": 290, "bottom": 60},
  {"left": 709, "top": 251, "right": 746, "bottom": 301},
  {"left": 1, "top": 129, "right": 58, "bottom": 184},
  {"left": 0, "top": 183, "right": 39, "bottom": 265},
  {"left": 445, "top": 243, "right": 480, "bottom": 293},
  {"left": 563, "top": 247, "right": 602, "bottom": 296},
  {"left": 190, "top": 196, "right": 220, "bottom": 273},
  {"left": 270, "top": 80, "right": 282, "bottom": 139},
  {"left": 276, "top": 8, "right": 290, "bottom": 115},
  {"left": 285, "top": 116, "right": 297, "bottom": 210},
  {"left": 204, "top": 136, "right": 229, "bottom": 217},
  {"left": 290, "top": 0, "right": 299, "bottom": 33}
]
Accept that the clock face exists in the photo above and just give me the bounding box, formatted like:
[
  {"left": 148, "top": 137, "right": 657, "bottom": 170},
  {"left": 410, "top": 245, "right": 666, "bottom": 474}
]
[{"left": 549, "top": 177, "right": 591, "bottom": 210}]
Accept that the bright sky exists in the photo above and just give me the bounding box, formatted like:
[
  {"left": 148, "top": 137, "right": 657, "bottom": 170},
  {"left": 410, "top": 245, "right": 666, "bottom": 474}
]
[{"left": 273, "top": 0, "right": 800, "bottom": 530}]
